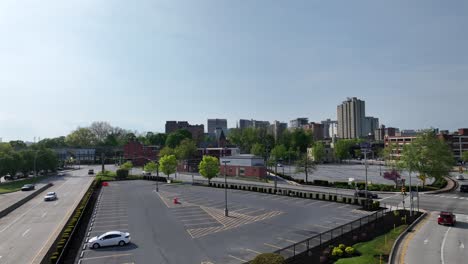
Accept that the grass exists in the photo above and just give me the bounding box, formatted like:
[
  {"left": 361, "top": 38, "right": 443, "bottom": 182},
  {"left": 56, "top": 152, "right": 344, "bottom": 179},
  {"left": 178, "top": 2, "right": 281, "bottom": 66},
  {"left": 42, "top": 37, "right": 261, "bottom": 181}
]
[
  {"left": 0, "top": 176, "right": 50, "bottom": 194},
  {"left": 335, "top": 224, "right": 408, "bottom": 264}
]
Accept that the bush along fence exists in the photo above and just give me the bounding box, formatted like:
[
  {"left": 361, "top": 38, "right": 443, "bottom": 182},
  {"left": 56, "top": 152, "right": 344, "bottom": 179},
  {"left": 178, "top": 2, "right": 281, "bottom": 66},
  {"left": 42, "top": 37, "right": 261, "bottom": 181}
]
[
  {"left": 261, "top": 209, "right": 422, "bottom": 264},
  {"left": 41, "top": 179, "right": 101, "bottom": 264},
  {"left": 188, "top": 178, "right": 381, "bottom": 211}
]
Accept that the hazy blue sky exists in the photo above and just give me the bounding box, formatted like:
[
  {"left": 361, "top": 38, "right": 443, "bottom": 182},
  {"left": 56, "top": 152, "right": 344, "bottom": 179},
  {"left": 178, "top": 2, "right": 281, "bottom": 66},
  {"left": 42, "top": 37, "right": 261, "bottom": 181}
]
[{"left": 0, "top": 0, "right": 467, "bottom": 141}]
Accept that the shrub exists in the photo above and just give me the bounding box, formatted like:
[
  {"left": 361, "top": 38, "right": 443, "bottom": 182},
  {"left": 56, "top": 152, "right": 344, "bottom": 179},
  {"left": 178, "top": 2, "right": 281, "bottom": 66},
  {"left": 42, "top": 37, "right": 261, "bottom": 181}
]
[
  {"left": 116, "top": 169, "right": 129, "bottom": 179},
  {"left": 332, "top": 247, "right": 344, "bottom": 257},
  {"left": 345, "top": 246, "right": 355, "bottom": 255},
  {"left": 338, "top": 244, "right": 346, "bottom": 250},
  {"left": 251, "top": 253, "right": 285, "bottom": 264}
]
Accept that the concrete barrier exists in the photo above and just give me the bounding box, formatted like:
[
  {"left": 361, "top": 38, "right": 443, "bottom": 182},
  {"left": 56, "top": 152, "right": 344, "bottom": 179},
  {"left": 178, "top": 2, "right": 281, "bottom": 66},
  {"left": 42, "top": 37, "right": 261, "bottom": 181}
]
[{"left": 0, "top": 183, "right": 53, "bottom": 218}]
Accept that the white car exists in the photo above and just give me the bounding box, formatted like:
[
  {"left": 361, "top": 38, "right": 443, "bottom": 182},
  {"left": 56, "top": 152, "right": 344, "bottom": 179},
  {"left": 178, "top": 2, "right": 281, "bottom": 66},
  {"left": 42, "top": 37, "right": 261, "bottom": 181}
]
[
  {"left": 44, "top": 192, "right": 57, "bottom": 201},
  {"left": 88, "top": 231, "right": 131, "bottom": 249},
  {"left": 456, "top": 174, "right": 465, "bottom": 180}
]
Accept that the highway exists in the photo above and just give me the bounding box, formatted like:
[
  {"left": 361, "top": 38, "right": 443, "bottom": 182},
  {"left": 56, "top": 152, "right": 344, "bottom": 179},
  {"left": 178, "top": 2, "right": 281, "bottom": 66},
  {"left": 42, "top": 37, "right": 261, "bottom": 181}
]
[
  {"left": 400, "top": 212, "right": 468, "bottom": 264},
  {"left": 0, "top": 166, "right": 96, "bottom": 264}
]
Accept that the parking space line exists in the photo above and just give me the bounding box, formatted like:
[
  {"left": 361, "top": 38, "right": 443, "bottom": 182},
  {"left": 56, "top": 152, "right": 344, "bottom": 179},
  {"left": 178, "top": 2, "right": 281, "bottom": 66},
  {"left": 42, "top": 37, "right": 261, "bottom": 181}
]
[
  {"left": 184, "top": 222, "right": 219, "bottom": 227},
  {"left": 244, "top": 248, "right": 262, "bottom": 254},
  {"left": 228, "top": 254, "right": 248, "bottom": 262},
  {"left": 337, "top": 204, "right": 351, "bottom": 209},
  {"left": 332, "top": 217, "right": 350, "bottom": 222},
  {"left": 93, "top": 219, "right": 128, "bottom": 224},
  {"left": 264, "top": 243, "right": 282, "bottom": 249},
  {"left": 319, "top": 203, "right": 335, "bottom": 208},
  {"left": 93, "top": 223, "right": 129, "bottom": 228},
  {"left": 180, "top": 217, "right": 213, "bottom": 222},
  {"left": 175, "top": 213, "right": 209, "bottom": 219},
  {"left": 81, "top": 253, "right": 132, "bottom": 261},
  {"left": 277, "top": 237, "right": 298, "bottom": 243},
  {"left": 94, "top": 216, "right": 128, "bottom": 221},
  {"left": 314, "top": 224, "right": 331, "bottom": 229}
]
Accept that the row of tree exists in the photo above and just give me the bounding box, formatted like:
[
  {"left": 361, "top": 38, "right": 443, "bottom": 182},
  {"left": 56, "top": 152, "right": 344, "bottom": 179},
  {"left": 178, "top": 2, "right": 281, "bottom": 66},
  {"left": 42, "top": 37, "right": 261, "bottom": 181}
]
[{"left": 0, "top": 143, "right": 58, "bottom": 177}]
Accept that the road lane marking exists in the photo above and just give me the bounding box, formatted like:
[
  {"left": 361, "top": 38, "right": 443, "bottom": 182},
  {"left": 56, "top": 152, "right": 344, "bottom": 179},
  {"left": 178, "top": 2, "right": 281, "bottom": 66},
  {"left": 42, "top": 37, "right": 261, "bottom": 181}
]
[
  {"left": 22, "top": 228, "right": 31, "bottom": 237},
  {"left": 41, "top": 212, "right": 47, "bottom": 218},
  {"left": 244, "top": 248, "right": 262, "bottom": 254},
  {"left": 228, "top": 254, "right": 247, "bottom": 262},
  {"left": 319, "top": 203, "right": 335, "bottom": 208},
  {"left": 399, "top": 213, "right": 429, "bottom": 264},
  {"left": 460, "top": 242, "right": 465, "bottom": 249},
  {"left": 424, "top": 239, "right": 429, "bottom": 245},
  {"left": 441, "top": 226, "right": 451, "bottom": 264}
]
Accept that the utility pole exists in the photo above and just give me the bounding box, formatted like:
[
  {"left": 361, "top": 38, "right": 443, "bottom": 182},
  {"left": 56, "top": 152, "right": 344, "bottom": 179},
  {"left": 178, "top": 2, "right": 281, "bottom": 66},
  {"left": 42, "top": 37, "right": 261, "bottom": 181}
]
[
  {"left": 409, "top": 171, "right": 413, "bottom": 217},
  {"left": 223, "top": 160, "right": 230, "bottom": 216}
]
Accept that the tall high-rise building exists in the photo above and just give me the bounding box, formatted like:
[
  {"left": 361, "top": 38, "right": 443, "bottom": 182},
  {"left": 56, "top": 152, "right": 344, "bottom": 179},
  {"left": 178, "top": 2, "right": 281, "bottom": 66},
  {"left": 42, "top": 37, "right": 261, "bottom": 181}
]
[
  {"left": 290, "top": 118, "right": 309, "bottom": 129},
  {"left": 337, "top": 97, "right": 366, "bottom": 139},
  {"left": 364, "top": 116, "right": 379, "bottom": 137},
  {"left": 268, "top": 121, "right": 287, "bottom": 142},
  {"left": 207, "top": 119, "right": 228, "bottom": 135},
  {"left": 239, "top": 119, "right": 270, "bottom": 130},
  {"left": 321, "top": 119, "right": 338, "bottom": 139}
]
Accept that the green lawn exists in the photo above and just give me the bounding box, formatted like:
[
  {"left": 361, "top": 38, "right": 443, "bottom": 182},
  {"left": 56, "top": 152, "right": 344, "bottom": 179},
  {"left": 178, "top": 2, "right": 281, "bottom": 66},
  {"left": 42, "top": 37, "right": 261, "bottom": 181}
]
[
  {"left": 0, "top": 176, "right": 49, "bottom": 194},
  {"left": 335, "top": 224, "right": 408, "bottom": 264}
]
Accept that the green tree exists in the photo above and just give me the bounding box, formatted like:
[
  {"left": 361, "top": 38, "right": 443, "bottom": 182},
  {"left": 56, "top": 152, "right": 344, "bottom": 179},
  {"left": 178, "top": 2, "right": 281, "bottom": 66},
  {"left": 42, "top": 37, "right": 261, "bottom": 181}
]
[
  {"left": 296, "top": 153, "right": 316, "bottom": 183},
  {"left": 166, "top": 130, "right": 192, "bottom": 148},
  {"left": 159, "top": 155, "right": 177, "bottom": 180},
  {"left": 198, "top": 156, "right": 220, "bottom": 183},
  {"left": 146, "top": 132, "right": 167, "bottom": 146},
  {"left": 120, "top": 161, "right": 133, "bottom": 170},
  {"left": 312, "top": 142, "right": 325, "bottom": 163},
  {"left": 290, "top": 129, "right": 313, "bottom": 153},
  {"left": 9, "top": 140, "right": 27, "bottom": 150},
  {"left": 270, "top": 144, "right": 287, "bottom": 161},
  {"left": 0, "top": 152, "right": 23, "bottom": 176},
  {"left": 462, "top": 151, "right": 468, "bottom": 164},
  {"left": 174, "top": 139, "right": 197, "bottom": 160},
  {"left": 251, "top": 143, "right": 265, "bottom": 157},
  {"left": 143, "top": 161, "right": 158, "bottom": 175},
  {"left": 159, "top": 146, "right": 175, "bottom": 157},
  {"left": 354, "top": 149, "right": 362, "bottom": 159},
  {"left": 398, "top": 131, "right": 454, "bottom": 187},
  {"left": 65, "top": 127, "right": 97, "bottom": 147}
]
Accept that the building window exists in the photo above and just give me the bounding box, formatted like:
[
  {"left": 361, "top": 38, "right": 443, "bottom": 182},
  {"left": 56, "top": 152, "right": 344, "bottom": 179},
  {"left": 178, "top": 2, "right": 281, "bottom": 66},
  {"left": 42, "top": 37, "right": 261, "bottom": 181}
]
[{"left": 239, "top": 167, "right": 245, "bottom": 176}]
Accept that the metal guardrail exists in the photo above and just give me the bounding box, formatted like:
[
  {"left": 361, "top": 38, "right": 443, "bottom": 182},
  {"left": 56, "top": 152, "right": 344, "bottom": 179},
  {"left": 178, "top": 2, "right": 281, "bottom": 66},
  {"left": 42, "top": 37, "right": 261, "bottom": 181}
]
[{"left": 272, "top": 208, "right": 390, "bottom": 261}]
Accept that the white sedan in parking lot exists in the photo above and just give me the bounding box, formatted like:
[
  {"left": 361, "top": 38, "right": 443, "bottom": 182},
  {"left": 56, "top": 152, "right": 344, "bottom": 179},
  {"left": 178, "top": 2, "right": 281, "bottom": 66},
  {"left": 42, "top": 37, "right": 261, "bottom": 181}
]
[{"left": 88, "top": 231, "right": 131, "bottom": 249}]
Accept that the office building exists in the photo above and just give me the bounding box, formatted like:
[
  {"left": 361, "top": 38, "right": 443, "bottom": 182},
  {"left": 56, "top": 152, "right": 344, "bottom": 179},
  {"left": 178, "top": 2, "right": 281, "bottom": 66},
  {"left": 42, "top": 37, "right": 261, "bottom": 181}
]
[
  {"left": 321, "top": 119, "right": 338, "bottom": 139},
  {"left": 207, "top": 119, "right": 228, "bottom": 135},
  {"left": 290, "top": 118, "right": 309, "bottom": 129},
  {"left": 302, "top": 122, "right": 324, "bottom": 140},
  {"left": 364, "top": 116, "right": 379, "bottom": 137},
  {"left": 239, "top": 119, "right": 270, "bottom": 130},
  {"left": 268, "top": 121, "right": 288, "bottom": 142},
  {"left": 337, "top": 97, "right": 366, "bottom": 139},
  {"left": 439, "top": 128, "right": 468, "bottom": 161}
]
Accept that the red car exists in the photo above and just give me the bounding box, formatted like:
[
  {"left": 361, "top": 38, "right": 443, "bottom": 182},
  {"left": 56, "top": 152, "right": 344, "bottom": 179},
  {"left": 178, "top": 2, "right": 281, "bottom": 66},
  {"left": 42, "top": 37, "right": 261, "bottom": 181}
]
[{"left": 438, "top": 211, "right": 456, "bottom": 226}]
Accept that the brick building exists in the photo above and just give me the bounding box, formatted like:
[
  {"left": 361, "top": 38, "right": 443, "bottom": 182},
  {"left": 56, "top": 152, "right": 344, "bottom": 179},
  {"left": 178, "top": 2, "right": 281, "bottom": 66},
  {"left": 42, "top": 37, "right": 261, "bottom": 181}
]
[
  {"left": 384, "top": 135, "right": 417, "bottom": 158},
  {"left": 123, "top": 141, "right": 158, "bottom": 166},
  {"left": 302, "top": 122, "right": 324, "bottom": 140},
  {"left": 438, "top": 128, "right": 468, "bottom": 161},
  {"left": 165, "top": 121, "right": 205, "bottom": 142},
  {"left": 219, "top": 154, "right": 266, "bottom": 178}
]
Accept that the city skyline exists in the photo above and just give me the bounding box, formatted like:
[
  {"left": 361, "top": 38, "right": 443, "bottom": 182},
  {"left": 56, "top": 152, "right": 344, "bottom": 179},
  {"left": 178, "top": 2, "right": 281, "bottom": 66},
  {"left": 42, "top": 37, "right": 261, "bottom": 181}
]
[{"left": 1, "top": 0, "right": 467, "bottom": 141}]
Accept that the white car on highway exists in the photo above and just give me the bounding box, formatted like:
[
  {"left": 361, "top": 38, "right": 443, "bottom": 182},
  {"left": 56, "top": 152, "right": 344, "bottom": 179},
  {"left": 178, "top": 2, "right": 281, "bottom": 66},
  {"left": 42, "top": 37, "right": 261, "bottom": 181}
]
[
  {"left": 88, "top": 231, "right": 131, "bottom": 249},
  {"left": 456, "top": 174, "right": 465, "bottom": 180},
  {"left": 44, "top": 192, "right": 57, "bottom": 201}
]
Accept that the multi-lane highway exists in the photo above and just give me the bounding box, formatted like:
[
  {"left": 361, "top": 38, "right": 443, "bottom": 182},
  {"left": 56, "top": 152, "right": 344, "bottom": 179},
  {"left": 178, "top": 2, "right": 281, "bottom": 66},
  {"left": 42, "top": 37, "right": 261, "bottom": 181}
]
[{"left": 0, "top": 166, "right": 96, "bottom": 264}]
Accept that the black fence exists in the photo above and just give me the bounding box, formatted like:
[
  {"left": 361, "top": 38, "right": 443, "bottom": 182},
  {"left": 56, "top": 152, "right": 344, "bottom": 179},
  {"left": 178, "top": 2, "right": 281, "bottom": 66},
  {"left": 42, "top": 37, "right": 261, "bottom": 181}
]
[{"left": 273, "top": 208, "right": 390, "bottom": 262}]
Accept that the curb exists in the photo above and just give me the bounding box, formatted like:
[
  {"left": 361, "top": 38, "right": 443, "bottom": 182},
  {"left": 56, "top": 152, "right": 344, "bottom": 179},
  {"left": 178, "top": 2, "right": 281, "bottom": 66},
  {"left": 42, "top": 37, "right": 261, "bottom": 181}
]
[
  {"left": 388, "top": 211, "right": 428, "bottom": 264},
  {"left": 424, "top": 176, "right": 457, "bottom": 194}
]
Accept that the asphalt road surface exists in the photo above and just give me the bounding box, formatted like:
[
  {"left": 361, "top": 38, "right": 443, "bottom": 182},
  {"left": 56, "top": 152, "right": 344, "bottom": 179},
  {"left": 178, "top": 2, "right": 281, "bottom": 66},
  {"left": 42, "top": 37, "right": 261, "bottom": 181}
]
[
  {"left": 0, "top": 166, "right": 96, "bottom": 264},
  {"left": 75, "top": 180, "right": 374, "bottom": 264},
  {"left": 401, "top": 211, "right": 468, "bottom": 264}
]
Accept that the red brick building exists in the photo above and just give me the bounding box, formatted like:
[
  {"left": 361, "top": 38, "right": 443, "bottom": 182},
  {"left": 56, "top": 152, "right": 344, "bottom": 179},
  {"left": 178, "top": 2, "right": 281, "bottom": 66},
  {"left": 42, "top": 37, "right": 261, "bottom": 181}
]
[
  {"left": 219, "top": 154, "right": 266, "bottom": 178},
  {"left": 165, "top": 121, "right": 205, "bottom": 142},
  {"left": 384, "top": 135, "right": 417, "bottom": 158},
  {"left": 123, "top": 141, "right": 158, "bottom": 166},
  {"left": 438, "top": 128, "right": 468, "bottom": 161}
]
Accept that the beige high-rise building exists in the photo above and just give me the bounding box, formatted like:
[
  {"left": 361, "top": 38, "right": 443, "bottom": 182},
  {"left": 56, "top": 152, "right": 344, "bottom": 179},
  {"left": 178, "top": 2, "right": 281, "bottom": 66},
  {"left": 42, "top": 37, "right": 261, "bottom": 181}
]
[{"left": 337, "top": 97, "right": 366, "bottom": 139}]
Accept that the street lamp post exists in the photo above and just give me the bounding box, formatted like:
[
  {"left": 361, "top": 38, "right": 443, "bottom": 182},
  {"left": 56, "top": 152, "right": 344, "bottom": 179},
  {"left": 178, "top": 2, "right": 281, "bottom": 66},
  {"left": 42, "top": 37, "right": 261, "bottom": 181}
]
[{"left": 222, "top": 160, "right": 230, "bottom": 217}]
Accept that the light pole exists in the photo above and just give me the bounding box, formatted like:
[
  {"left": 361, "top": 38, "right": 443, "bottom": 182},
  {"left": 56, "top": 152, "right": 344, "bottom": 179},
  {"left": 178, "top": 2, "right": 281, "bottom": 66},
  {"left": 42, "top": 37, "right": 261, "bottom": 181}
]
[
  {"left": 222, "top": 160, "right": 230, "bottom": 217},
  {"left": 155, "top": 161, "right": 159, "bottom": 192}
]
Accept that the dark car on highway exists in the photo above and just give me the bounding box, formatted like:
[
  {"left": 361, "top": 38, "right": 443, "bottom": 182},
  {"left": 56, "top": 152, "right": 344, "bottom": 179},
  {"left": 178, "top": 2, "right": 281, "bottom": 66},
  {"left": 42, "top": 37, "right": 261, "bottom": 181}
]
[
  {"left": 460, "top": 184, "right": 468, "bottom": 192},
  {"left": 354, "top": 190, "right": 378, "bottom": 199},
  {"left": 21, "top": 184, "right": 35, "bottom": 191}
]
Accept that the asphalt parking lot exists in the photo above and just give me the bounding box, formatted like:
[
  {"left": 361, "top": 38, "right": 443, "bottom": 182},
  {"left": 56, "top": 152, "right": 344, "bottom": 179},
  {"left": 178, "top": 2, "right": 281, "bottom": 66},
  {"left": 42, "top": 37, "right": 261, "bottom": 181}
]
[{"left": 75, "top": 180, "right": 373, "bottom": 264}]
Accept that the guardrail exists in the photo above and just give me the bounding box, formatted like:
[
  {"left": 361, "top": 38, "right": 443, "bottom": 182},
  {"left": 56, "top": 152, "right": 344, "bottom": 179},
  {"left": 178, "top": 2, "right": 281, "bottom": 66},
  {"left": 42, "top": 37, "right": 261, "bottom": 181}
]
[
  {"left": 189, "top": 178, "right": 374, "bottom": 207},
  {"left": 0, "top": 183, "right": 53, "bottom": 218}
]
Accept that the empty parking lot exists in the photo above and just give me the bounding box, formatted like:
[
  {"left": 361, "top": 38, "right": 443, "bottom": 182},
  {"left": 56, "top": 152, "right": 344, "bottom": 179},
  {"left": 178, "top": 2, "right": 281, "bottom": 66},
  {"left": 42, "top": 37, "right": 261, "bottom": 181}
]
[{"left": 75, "top": 180, "right": 372, "bottom": 264}]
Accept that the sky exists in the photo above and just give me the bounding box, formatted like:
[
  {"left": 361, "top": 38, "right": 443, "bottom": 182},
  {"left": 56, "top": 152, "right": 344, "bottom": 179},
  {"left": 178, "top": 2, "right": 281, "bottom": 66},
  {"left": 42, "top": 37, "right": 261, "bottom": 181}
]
[{"left": 0, "top": 0, "right": 467, "bottom": 142}]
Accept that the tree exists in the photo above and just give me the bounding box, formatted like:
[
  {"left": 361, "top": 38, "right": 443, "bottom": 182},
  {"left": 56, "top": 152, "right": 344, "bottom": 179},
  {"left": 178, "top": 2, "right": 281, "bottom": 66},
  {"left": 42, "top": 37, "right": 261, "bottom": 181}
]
[
  {"left": 383, "top": 169, "right": 401, "bottom": 186},
  {"left": 296, "top": 153, "right": 316, "bottom": 183},
  {"left": 312, "top": 142, "right": 325, "bottom": 163},
  {"left": 398, "top": 131, "right": 454, "bottom": 186},
  {"left": 166, "top": 130, "right": 192, "bottom": 148},
  {"left": 251, "top": 143, "right": 265, "bottom": 157},
  {"left": 143, "top": 161, "right": 158, "bottom": 175},
  {"left": 65, "top": 127, "right": 97, "bottom": 147},
  {"left": 159, "top": 146, "right": 175, "bottom": 157},
  {"left": 146, "top": 132, "right": 167, "bottom": 146},
  {"left": 462, "top": 151, "right": 468, "bottom": 164},
  {"left": 159, "top": 155, "right": 177, "bottom": 180},
  {"left": 334, "top": 139, "right": 352, "bottom": 161},
  {"left": 9, "top": 140, "right": 27, "bottom": 150},
  {"left": 120, "top": 161, "right": 133, "bottom": 170},
  {"left": 89, "top": 121, "right": 114, "bottom": 144},
  {"left": 198, "top": 156, "right": 220, "bottom": 183},
  {"left": 354, "top": 149, "right": 362, "bottom": 159},
  {"left": 290, "top": 129, "right": 313, "bottom": 153},
  {"left": 175, "top": 139, "right": 197, "bottom": 160},
  {"left": 270, "top": 144, "right": 287, "bottom": 162}
]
